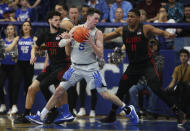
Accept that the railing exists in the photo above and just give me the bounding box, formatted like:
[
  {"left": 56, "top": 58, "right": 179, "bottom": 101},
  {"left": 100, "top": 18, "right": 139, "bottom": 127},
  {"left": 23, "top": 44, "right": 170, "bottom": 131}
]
[{"left": 1, "top": 21, "right": 190, "bottom": 28}]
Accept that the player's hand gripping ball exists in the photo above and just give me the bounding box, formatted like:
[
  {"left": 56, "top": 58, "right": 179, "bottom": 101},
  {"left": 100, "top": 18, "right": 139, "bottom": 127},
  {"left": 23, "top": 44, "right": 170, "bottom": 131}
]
[{"left": 73, "top": 27, "right": 89, "bottom": 43}]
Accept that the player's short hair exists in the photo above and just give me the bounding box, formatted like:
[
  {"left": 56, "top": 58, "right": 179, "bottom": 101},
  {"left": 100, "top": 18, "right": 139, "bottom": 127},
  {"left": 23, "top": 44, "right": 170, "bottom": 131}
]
[
  {"left": 179, "top": 48, "right": 190, "bottom": 58},
  {"left": 128, "top": 9, "right": 140, "bottom": 16},
  {"left": 47, "top": 11, "right": 61, "bottom": 22},
  {"left": 87, "top": 8, "right": 101, "bottom": 16}
]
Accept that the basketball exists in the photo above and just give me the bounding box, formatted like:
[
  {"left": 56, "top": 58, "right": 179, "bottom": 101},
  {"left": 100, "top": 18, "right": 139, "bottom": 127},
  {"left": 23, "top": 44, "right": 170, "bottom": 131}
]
[{"left": 73, "top": 27, "right": 89, "bottom": 43}]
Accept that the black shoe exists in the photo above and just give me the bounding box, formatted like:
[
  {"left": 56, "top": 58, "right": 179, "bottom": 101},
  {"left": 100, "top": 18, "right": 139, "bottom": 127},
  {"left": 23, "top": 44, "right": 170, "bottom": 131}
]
[
  {"left": 172, "top": 105, "right": 186, "bottom": 126},
  {"left": 14, "top": 114, "right": 30, "bottom": 124},
  {"left": 44, "top": 108, "right": 59, "bottom": 124},
  {"left": 177, "top": 110, "right": 186, "bottom": 126},
  {"left": 100, "top": 110, "right": 116, "bottom": 123}
]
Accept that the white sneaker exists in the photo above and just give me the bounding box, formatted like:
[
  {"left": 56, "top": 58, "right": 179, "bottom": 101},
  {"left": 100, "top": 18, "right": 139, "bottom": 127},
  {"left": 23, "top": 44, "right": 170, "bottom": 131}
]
[
  {"left": 10, "top": 105, "right": 18, "bottom": 114},
  {"left": 0, "top": 104, "right": 6, "bottom": 113},
  {"left": 73, "top": 108, "right": 77, "bottom": 116},
  {"left": 7, "top": 109, "right": 12, "bottom": 115},
  {"left": 77, "top": 108, "right": 86, "bottom": 116},
  {"left": 89, "top": 110, "right": 95, "bottom": 117}
]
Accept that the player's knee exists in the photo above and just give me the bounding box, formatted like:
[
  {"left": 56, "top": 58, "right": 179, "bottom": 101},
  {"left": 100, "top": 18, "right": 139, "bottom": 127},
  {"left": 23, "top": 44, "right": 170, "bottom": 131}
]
[
  {"left": 28, "top": 84, "right": 39, "bottom": 95},
  {"left": 100, "top": 91, "right": 110, "bottom": 100}
]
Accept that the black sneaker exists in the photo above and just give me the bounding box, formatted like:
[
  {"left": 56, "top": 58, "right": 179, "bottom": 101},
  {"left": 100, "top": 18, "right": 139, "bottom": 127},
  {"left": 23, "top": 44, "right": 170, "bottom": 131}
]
[
  {"left": 99, "top": 110, "right": 116, "bottom": 123},
  {"left": 14, "top": 114, "right": 30, "bottom": 124},
  {"left": 177, "top": 110, "right": 186, "bottom": 126},
  {"left": 44, "top": 108, "right": 59, "bottom": 124},
  {"left": 172, "top": 105, "right": 186, "bottom": 126}
]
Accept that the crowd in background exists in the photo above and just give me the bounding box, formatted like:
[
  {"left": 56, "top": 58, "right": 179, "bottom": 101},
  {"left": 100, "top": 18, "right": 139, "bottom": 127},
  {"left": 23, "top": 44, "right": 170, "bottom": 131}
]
[{"left": 0, "top": 0, "right": 190, "bottom": 119}]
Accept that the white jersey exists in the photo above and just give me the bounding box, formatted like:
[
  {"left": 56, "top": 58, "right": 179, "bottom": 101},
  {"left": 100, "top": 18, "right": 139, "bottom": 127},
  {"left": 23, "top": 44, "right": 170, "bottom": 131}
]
[{"left": 71, "top": 26, "right": 98, "bottom": 65}]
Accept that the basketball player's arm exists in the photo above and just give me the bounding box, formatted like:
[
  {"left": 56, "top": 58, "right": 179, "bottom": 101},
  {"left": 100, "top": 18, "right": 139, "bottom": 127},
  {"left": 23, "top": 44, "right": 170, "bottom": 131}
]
[
  {"left": 144, "top": 24, "right": 176, "bottom": 39},
  {"left": 44, "top": 54, "right": 49, "bottom": 69},
  {"left": 5, "top": 36, "right": 19, "bottom": 52},
  {"left": 87, "top": 30, "right": 103, "bottom": 58},
  {"left": 103, "top": 27, "right": 123, "bottom": 42}
]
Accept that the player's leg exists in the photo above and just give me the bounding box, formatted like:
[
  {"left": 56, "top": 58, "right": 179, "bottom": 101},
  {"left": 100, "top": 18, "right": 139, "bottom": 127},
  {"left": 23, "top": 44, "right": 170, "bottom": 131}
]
[
  {"left": 86, "top": 70, "right": 140, "bottom": 124},
  {"left": 28, "top": 66, "right": 81, "bottom": 124},
  {"left": 145, "top": 65, "right": 186, "bottom": 126}
]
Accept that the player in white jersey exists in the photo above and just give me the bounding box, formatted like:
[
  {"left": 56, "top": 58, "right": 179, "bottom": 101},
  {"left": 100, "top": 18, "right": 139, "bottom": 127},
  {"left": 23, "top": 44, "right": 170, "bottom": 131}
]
[{"left": 27, "top": 8, "right": 139, "bottom": 125}]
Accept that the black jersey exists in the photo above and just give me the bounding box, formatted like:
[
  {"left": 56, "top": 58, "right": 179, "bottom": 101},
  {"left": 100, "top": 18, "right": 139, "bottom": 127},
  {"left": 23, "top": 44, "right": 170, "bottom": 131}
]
[
  {"left": 36, "top": 28, "right": 70, "bottom": 65},
  {"left": 122, "top": 23, "right": 151, "bottom": 64}
]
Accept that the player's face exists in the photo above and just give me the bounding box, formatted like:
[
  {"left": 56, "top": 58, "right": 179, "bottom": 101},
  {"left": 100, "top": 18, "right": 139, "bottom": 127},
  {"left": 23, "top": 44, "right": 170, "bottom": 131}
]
[
  {"left": 180, "top": 53, "right": 189, "bottom": 64},
  {"left": 6, "top": 25, "right": 15, "bottom": 37},
  {"left": 127, "top": 12, "right": 140, "bottom": 26},
  {"left": 87, "top": 13, "right": 100, "bottom": 28},
  {"left": 50, "top": 16, "right": 61, "bottom": 29}
]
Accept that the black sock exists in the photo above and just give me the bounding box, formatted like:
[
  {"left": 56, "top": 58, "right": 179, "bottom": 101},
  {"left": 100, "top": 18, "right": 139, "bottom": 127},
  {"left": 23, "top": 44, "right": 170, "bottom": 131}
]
[
  {"left": 50, "top": 107, "right": 57, "bottom": 112},
  {"left": 24, "top": 109, "right": 31, "bottom": 116},
  {"left": 123, "top": 106, "right": 131, "bottom": 115}
]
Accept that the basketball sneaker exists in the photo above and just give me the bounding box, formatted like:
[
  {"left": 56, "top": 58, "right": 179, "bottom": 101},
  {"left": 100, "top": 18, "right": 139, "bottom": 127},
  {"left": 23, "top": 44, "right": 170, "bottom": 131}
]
[
  {"left": 54, "top": 106, "right": 75, "bottom": 124},
  {"left": 54, "top": 112, "right": 75, "bottom": 124},
  {"left": 44, "top": 108, "right": 59, "bottom": 124},
  {"left": 25, "top": 111, "right": 44, "bottom": 125},
  {"left": 125, "top": 105, "right": 139, "bottom": 125},
  {"left": 99, "top": 110, "right": 116, "bottom": 123},
  {"left": 14, "top": 114, "right": 30, "bottom": 124}
]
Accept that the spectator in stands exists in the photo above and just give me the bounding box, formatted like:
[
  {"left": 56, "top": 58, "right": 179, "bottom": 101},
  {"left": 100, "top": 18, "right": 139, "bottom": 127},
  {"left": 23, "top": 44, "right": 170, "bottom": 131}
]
[
  {"left": 27, "top": 0, "right": 44, "bottom": 22},
  {"left": 177, "top": 4, "right": 190, "bottom": 37},
  {"left": 0, "top": 2, "right": 12, "bottom": 20},
  {"left": 154, "top": 7, "right": 176, "bottom": 49},
  {"left": 55, "top": 3, "right": 69, "bottom": 21},
  {"left": 109, "top": 0, "right": 133, "bottom": 22},
  {"left": 104, "top": 7, "right": 124, "bottom": 49},
  {"left": 85, "top": 0, "right": 109, "bottom": 22},
  {"left": 69, "top": 6, "right": 80, "bottom": 25},
  {"left": 129, "top": 38, "right": 164, "bottom": 119},
  {"left": 15, "top": 0, "right": 32, "bottom": 22},
  {"left": 5, "top": 21, "right": 36, "bottom": 114},
  {"left": 79, "top": 5, "right": 89, "bottom": 24},
  {"left": 0, "top": 8, "right": 16, "bottom": 22},
  {"left": 137, "top": 0, "right": 161, "bottom": 22},
  {"left": 166, "top": 48, "right": 190, "bottom": 115},
  {"left": 164, "top": 0, "right": 184, "bottom": 22},
  {"left": 77, "top": 79, "right": 98, "bottom": 117},
  {"left": 67, "top": 6, "right": 80, "bottom": 115},
  {"left": 139, "top": 9, "right": 147, "bottom": 22},
  {"left": 0, "top": 25, "right": 17, "bottom": 114},
  {"left": 8, "top": 0, "right": 19, "bottom": 10}
]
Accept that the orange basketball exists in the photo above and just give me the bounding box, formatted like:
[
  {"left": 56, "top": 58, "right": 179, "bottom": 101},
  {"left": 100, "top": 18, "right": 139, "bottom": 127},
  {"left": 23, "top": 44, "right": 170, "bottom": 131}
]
[{"left": 73, "top": 27, "right": 89, "bottom": 43}]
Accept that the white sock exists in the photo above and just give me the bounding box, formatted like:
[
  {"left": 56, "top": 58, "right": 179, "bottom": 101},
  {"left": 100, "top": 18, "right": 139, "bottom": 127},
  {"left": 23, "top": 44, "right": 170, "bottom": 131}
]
[{"left": 40, "top": 108, "right": 49, "bottom": 120}]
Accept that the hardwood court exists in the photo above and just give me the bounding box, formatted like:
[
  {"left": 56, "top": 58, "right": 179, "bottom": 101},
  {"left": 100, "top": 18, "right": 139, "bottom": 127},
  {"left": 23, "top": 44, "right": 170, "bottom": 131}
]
[{"left": 0, "top": 115, "right": 189, "bottom": 131}]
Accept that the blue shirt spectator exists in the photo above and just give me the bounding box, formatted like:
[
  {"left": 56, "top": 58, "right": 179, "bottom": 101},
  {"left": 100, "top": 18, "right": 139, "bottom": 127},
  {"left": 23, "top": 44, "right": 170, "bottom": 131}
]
[
  {"left": 86, "top": 0, "right": 109, "bottom": 22},
  {"left": 15, "top": 0, "right": 32, "bottom": 22},
  {"left": 0, "top": 3, "right": 11, "bottom": 19},
  {"left": 110, "top": 0, "right": 133, "bottom": 22},
  {"left": 15, "top": 8, "right": 32, "bottom": 22},
  {"left": 164, "top": 0, "right": 184, "bottom": 22}
]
